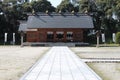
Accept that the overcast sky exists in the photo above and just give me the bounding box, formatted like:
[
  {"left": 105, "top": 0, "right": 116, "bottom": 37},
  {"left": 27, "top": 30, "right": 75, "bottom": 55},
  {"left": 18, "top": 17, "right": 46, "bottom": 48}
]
[{"left": 47, "top": 0, "right": 62, "bottom": 7}]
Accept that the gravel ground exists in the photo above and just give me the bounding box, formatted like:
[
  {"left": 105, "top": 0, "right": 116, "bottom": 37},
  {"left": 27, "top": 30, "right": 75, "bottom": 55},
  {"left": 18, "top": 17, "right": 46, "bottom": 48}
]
[
  {"left": 71, "top": 47, "right": 120, "bottom": 80},
  {"left": 71, "top": 47, "right": 120, "bottom": 58},
  {"left": 88, "top": 63, "right": 120, "bottom": 80},
  {"left": 0, "top": 46, "right": 49, "bottom": 80}
]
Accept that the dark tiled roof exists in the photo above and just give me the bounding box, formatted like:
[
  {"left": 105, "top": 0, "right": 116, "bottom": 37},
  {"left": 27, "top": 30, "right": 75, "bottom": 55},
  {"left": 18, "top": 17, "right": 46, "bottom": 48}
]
[
  {"left": 19, "top": 23, "right": 27, "bottom": 31},
  {"left": 19, "top": 13, "right": 94, "bottom": 31}
]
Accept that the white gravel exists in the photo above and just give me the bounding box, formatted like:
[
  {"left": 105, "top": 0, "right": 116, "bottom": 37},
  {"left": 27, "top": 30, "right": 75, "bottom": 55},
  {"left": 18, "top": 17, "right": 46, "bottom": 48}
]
[
  {"left": 71, "top": 47, "right": 120, "bottom": 80},
  {"left": 71, "top": 47, "right": 120, "bottom": 58},
  {"left": 0, "top": 46, "right": 49, "bottom": 80}
]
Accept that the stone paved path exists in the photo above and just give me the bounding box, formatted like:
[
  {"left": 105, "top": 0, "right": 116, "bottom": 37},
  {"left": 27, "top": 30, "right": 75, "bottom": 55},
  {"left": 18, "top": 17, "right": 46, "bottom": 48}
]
[{"left": 20, "top": 46, "right": 102, "bottom": 80}]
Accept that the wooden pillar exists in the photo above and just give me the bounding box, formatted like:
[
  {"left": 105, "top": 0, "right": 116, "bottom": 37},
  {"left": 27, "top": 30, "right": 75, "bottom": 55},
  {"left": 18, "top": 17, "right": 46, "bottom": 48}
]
[
  {"left": 44, "top": 32, "right": 47, "bottom": 42},
  {"left": 21, "top": 31, "right": 24, "bottom": 47},
  {"left": 81, "top": 30, "right": 83, "bottom": 42},
  {"left": 54, "top": 31, "right": 56, "bottom": 42},
  {"left": 64, "top": 31, "right": 67, "bottom": 42},
  {"left": 36, "top": 31, "right": 39, "bottom": 42},
  {"left": 73, "top": 31, "right": 75, "bottom": 42}
]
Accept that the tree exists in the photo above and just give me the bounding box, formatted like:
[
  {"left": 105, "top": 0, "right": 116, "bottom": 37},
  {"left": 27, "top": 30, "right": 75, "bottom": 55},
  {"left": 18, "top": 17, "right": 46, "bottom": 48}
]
[
  {"left": 116, "top": 32, "right": 120, "bottom": 44},
  {"left": 0, "top": 2, "right": 20, "bottom": 44},
  {"left": 92, "top": 0, "right": 118, "bottom": 42},
  {"left": 22, "top": 2, "right": 32, "bottom": 12},
  {"left": 3, "top": 0, "right": 17, "bottom": 4},
  {"left": 31, "top": 0, "right": 55, "bottom": 12},
  {"left": 115, "top": 0, "right": 120, "bottom": 20},
  {"left": 79, "top": 0, "right": 89, "bottom": 13},
  {"left": 56, "top": 0, "right": 78, "bottom": 12}
]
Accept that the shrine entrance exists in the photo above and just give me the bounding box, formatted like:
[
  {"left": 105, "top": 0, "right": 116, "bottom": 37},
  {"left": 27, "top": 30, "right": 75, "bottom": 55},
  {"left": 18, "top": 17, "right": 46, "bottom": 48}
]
[
  {"left": 56, "top": 32, "right": 64, "bottom": 42},
  {"left": 47, "top": 32, "right": 54, "bottom": 42}
]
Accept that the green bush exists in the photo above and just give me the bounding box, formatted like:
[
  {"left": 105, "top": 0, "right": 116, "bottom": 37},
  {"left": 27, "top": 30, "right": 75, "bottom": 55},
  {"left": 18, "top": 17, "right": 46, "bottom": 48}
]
[{"left": 116, "top": 32, "right": 120, "bottom": 44}]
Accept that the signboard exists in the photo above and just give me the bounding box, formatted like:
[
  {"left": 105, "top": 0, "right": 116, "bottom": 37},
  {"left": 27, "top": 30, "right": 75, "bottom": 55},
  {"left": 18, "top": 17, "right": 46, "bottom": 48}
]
[
  {"left": 112, "top": 33, "right": 116, "bottom": 43},
  {"left": 4, "top": 33, "right": 7, "bottom": 43},
  {"left": 13, "top": 33, "right": 15, "bottom": 43},
  {"left": 102, "top": 33, "right": 105, "bottom": 43}
]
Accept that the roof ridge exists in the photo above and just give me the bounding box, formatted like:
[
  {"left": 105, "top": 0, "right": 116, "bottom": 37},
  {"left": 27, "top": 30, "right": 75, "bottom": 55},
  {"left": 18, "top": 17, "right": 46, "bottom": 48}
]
[{"left": 27, "top": 12, "right": 89, "bottom": 16}]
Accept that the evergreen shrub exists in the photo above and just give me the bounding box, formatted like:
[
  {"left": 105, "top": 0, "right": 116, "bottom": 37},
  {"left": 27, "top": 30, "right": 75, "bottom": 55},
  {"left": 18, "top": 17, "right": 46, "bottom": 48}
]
[{"left": 116, "top": 32, "right": 120, "bottom": 44}]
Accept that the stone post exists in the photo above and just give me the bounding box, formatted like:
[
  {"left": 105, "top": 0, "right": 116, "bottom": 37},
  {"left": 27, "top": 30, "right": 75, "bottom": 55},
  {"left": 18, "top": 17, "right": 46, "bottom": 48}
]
[{"left": 96, "top": 31, "right": 100, "bottom": 47}]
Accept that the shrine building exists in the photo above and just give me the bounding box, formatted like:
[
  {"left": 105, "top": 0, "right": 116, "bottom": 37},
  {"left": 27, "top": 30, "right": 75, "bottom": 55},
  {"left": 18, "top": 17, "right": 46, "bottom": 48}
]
[{"left": 19, "top": 13, "right": 94, "bottom": 43}]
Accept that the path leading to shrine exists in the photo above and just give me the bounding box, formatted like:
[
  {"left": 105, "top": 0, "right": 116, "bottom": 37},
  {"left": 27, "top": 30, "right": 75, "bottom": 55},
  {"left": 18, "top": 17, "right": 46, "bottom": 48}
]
[{"left": 20, "top": 46, "right": 102, "bottom": 80}]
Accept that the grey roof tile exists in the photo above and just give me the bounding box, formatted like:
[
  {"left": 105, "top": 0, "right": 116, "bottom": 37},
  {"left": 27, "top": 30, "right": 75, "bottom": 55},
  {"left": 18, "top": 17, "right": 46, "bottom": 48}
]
[
  {"left": 19, "top": 13, "right": 94, "bottom": 31},
  {"left": 19, "top": 23, "right": 27, "bottom": 31}
]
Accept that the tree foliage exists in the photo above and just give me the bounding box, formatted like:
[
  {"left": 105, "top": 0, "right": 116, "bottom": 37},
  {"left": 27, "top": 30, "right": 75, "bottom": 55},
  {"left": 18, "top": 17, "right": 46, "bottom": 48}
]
[
  {"left": 116, "top": 32, "right": 120, "bottom": 44},
  {"left": 31, "top": 0, "right": 55, "bottom": 12},
  {"left": 56, "top": 0, "right": 78, "bottom": 12},
  {"left": 94, "top": 0, "right": 119, "bottom": 36},
  {"left": 22, "top": 2, "right": 32, "bottom": 12}
]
